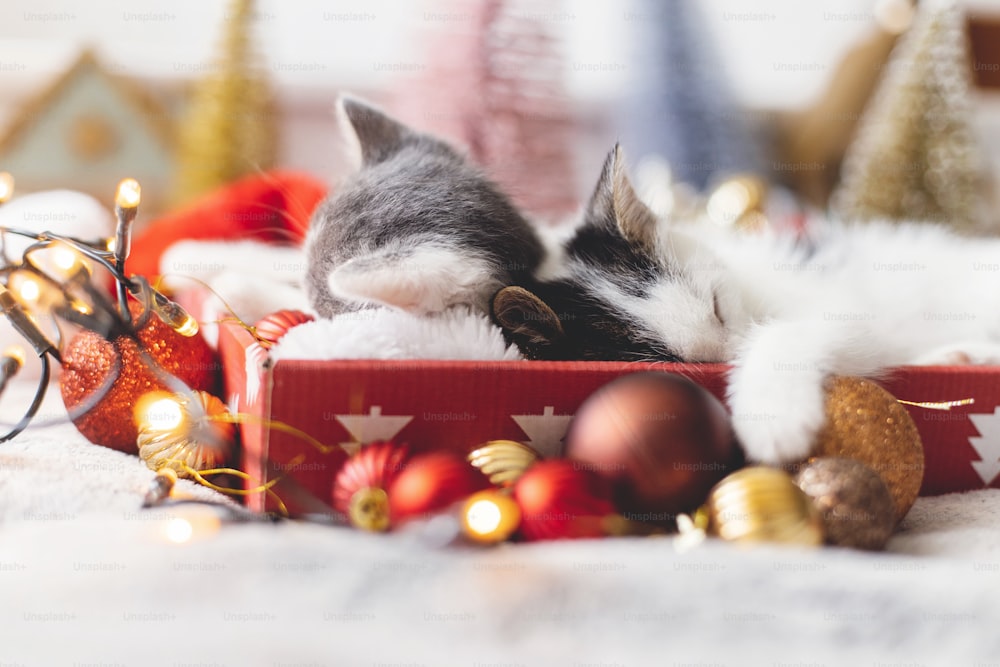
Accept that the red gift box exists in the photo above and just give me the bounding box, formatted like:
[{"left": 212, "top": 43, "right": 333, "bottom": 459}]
[{"left": 216, "top": 319, "right": 1000, "bottom": 515}]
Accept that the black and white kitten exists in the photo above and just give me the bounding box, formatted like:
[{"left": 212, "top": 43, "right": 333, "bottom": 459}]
[
  {"left": 304, "top": 97, "right": 544, "bottom": 317},
  {"left": 495, "top": 144, "right": 1000, "bottom": 464}
]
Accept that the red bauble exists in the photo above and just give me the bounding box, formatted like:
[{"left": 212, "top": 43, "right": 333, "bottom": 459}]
[
  {"left": 254, "top": 309, "right": 314, "bottom": 348},
  {"left": 388, "top": 451, "right": 490, "bottom": 525},
  {"left": 512, "top": 459, "right": 616, "bottom": 541},
  {"left": 59, "top": 301, "right": 217, "bottom": 454},
  {"left": 332, "top": 441, "right": 410, "bottom": 531},
  {"left": 564, "top": 372, "right": 741, "bottom": 524}
]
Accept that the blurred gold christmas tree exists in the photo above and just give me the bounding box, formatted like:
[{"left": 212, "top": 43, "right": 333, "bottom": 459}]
[
  {"left": 831, "top": 1, "right": 990, "bottom": 232},
  {"left": 172, "top": 0, "right": 276, "bottom": 205}
]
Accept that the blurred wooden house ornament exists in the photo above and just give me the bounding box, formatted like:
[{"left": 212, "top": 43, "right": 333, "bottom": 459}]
[{"left": 0, "top": 49, "right": 174, "bottom": 214}]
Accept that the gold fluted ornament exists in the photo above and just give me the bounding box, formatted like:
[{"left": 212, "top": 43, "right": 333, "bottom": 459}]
[
  {"left": 172, "top": 0, "right": 276, "bottom": 204},
  {"left": 704, "top": 466, "right": 823, "bottom": 547},
  {"left": 831, "top": 1, "right": 990, "bottom": 232},
  {"left": 467, "top": 439, "right": 540, "bottom": 487},
  {"left": 136, "top": 390, "right": 235, "bottom": 476}
]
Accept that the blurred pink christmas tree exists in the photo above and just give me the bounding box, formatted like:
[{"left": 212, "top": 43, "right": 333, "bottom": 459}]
[{"left": 395, "top": 0, "right": 578, "bottom": 219}]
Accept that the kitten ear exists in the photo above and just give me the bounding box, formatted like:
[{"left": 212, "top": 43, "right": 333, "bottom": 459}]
[
  {"left": 329, "top": 246, "right": 496, "bottom": 314},
  {"left": 337, "top": 95, "right": 413, "bottom": 166},
  {"left": 491, "top": 286, "right": 566, "bottom": 359},
  {"left": 585, "top": 144, "right": 659, "bottom": 253}
]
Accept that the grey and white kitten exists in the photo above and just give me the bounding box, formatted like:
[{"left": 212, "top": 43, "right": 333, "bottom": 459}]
[
  {"left": 305, "top": 97, "right": 544, "bottom": 317},
  {"left": 495, "top": 144, "right": 1000, "bottom": 464}
]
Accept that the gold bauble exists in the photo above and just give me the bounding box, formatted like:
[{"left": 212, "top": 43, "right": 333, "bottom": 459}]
[
  {"left": 795, "top": 457, "right": 896, "bottom": 551},
  {"left": 348, "top": 487, "right": 391, "bottom": 532},
  {"left": 467, "top": 439, "right": 539, "bottom": 487},
  {"left": 705, "top": 466, "right": 823, "bottom": 547},
  {"left": 136, "top": 390, "right": 235, "bottom": 477},
  {"left": 811, "top": 376, "right": 924, "bottom": 522}
]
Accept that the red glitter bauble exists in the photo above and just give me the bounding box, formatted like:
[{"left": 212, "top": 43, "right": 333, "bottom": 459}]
[
  {"left": 59, "top": 301, "right": 217, "bottom": 454},
  {"left": 253, "top": 309, "right": 314, "bottom": 348},
  {"left": 512, "top": 459, "right": 617, "bottom": 541},
  {"left": 388, "top": 451, "right": 490, "bottom": 525},
  {"left": 332, "top": 441, "right": 410, "bottom": 531}
]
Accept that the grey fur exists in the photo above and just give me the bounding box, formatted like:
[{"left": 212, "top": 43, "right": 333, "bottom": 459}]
[{"left": 305, "top": 96, "right": 544, "bottom": 317}]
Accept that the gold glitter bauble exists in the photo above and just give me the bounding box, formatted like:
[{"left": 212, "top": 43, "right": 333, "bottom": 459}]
[
  {"left": 794, "top": 457, "right": 896, "bottom": 551},
  {"left": 705, "top": 466, "right": 823, "bottom": 547},
  {"left": 467, "top": 439, "right": 539, "bottom": 487},
  {"left": 137, "top": 390, "right": 235, "bottom": 476},
  {"left": 811, "top": 376, "right": 924, "bottom": 523},
  {"left": 59, "top": 301, "right": 217, "bottom": 453}
]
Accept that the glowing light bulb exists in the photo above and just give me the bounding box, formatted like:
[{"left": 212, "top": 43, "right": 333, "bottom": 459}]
[
  {"left": 152, "top": 292, "right": 200, "bottom": 337},
  {"left": 461, "top": 490, "right": 521, "bottom": 544},
  {"left": 0, "top": 172, "right": 13, "bottom": 204},
  {"left": 115, "top": 178, "right": 141, "bottom": 209},
  {"left": 466, "top": 499, "right": 502, "bottom": 533},
  {"left": 15, "top": 277, "right": 40, "bottom": 304},
  {"left": 134, "top": 392, "right": 187, "bottom": 434},
  {"left": 105, "top": 238, "right": 116, "bottom": 253},
  {"left": 164, "top": 517, "right": 194, "bottom": 544}
]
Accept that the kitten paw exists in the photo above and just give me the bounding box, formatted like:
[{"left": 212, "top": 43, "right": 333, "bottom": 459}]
[{"left": 728, "top": 371, "right": 828, "bottom": 464}]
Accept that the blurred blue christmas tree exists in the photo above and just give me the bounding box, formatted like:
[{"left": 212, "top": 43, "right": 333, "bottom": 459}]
[{"left": 619, "top": 0, "right": 760, "bottom": 190}]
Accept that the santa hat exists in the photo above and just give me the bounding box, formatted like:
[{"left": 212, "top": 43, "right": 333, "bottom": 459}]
[{"left": 127, "top": 170, "right": 327, "bottom": 281}]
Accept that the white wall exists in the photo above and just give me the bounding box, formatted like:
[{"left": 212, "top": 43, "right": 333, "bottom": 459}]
[{"left": 0, "top": 0, "right": 998, "bottom": 188}]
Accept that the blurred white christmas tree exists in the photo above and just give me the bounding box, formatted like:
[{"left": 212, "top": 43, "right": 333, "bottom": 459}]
[{"left": 396, "top": 0, "right": 577, "bottom": 219}]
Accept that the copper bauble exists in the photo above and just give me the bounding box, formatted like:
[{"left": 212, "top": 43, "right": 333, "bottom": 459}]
[
  {"left": 512, "top": 459, "right": 616, "bottom": 541},
  {"left": 795, "top": 457, "right": 896, "bottom": 550},
  {"left": 811, "top": 376, "right": 924, "bottom": 522},
  {"left": 331, "top": 441, "right": 409, "bottom": 531},
  {"left": 253, "top": 309, "right": 314, "bottom": 348},
  {"left": 564, "top": 372, "right": 742, "bottom": 524},
  {"left": 59, "top": 301, "right": 217, "bottom": 453},
  {"left": 705, "top": 466, "right": 823, "bottom": 546},
  {"left": 388, "top": 451, "right": 490, "bottom": 525}
]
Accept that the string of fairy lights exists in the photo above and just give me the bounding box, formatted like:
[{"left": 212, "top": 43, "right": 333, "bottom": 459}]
[
  {"left": 0, "top": 174, "right": 525, "bottom": 546},
  {"left": 0, "top": 174, "right": 202, "bottom": 434}
]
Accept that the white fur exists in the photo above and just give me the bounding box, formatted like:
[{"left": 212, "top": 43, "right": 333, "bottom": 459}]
[
  {"left": 328, "top": 245, "right": 499, "bottom": 315},
  {"left": 0, "top": 190, "right": 113, "bottom": 378},
  {"left": 656, "top": 220, "right": 1000, "bottom": 463},
  {"left": 271, "top": 307, "right": 522, "bottom": 361},
  {"left": 0, "top": 190, "right": 112, "bottom": 257},
  {"left": 159, "top": 240, "right": 312, "bottom": 346}
]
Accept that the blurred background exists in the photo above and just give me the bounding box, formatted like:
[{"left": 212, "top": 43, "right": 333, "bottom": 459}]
[{"left": 0, "top": 0, "right": 998, "bottom": 230}]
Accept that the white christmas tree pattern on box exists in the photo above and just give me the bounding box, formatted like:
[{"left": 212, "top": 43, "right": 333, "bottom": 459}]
[
  {"left": 967, "top": 408, "right": 1000, "bottom": 486},
  {"left": 510, "top": 406, "right": 573, "bottom": 459},
  {"left": 335, "top": 407, "right": 414, "bottom": 456}
]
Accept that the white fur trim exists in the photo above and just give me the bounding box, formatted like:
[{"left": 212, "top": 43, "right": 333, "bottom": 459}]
[{"left": 271, "top": 307, "right": 522, "bottom": 362}]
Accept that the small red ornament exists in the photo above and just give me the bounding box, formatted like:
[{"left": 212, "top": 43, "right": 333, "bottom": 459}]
[
  {"left": 253, "top": 309, "right": 314, "bottom": 348},
  {"left": 564, "top": 372, "right": 742, "bottom": 524},
  {"left": 512, "top": 459, "right": 616, "bottom": 541},
  {"left": 59, "top": 301, "right": 217, "bottom": 453},
  {"left": 332, "top": 441, "right": 410, "bottom": 531},
  {"left": 388, "top": 451, "right": 490, "bottom": 525}
]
